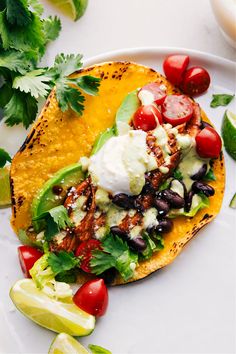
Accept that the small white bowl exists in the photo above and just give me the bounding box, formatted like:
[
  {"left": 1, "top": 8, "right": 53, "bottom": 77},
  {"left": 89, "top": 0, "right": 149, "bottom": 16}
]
[{"left": 210, "top": 0, "right": 236, "bottom": 48}]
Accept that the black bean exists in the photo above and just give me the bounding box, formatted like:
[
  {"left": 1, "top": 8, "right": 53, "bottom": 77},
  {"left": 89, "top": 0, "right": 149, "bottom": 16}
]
[
  {"left": 192, "top": 181, "right": 215, "bottom": 197},
  {"left": 155, "top": 218, "right": 173, "bottom": 233},
  {"left": 153, "top": 198, "right": 170, "bottom": 217},
  {"left": 52, "top": 185, "right": 63, "bottom": 195},
  {"left": 158, "top": 189, "right": 185, "bottom": 209},
  {"left": 100, "top": 267, "right": 117, "bottom": 285},
  {"left": 110, "top": 226, "right": 128, "bottom": 239},
  {"left": 191, "top": 164, "right": 207, "bottom": 180},
  {"left": 201, "top": 121, "right": 213, "bottom": 129},
  {"left": 112, "top": 193, "right": 135, "bottom": 210},
  {"left": 185, "top": 190, "right": 195, "bottom": 212},
  {"left": 129, "top": 237, "right": 147, "bottom": 252}
]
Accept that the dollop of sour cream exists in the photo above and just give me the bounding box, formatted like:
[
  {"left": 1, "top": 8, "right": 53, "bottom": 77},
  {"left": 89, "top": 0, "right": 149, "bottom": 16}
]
[{"left": 89, "top": 130, "right": 157, "bottom": 196}]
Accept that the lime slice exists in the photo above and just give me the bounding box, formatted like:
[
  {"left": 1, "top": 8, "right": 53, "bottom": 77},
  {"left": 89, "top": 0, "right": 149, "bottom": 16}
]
[
  {"left": 49, "top": 333, "right": 89, "bottom": 354},
  {"left": 49, "top": 0, "right": 88, "bottom": 21},
  {"left": 10, "top": 279, "right": 95, "bottom": 336},
  {"left": 0, "top": 167, "right": 11, "bottom": 207},
  {"left": 229, "top": 193, "right": 236, "bottom": 209},
  {"left": 221, "top": 110, "right": 236, "bottom": 160}
]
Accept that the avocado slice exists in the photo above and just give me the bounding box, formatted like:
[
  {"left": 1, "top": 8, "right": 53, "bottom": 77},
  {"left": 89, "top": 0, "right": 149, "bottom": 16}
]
[
  {"left": 91, "top": 126, "right": 116, "bottom": 155},
  {"left": 115, "top": 89, "right": 140, "bottom": 135},
  {"left": 32, "top": 163, "right": 85, "bottom": 231},
  {"left": 90, "top": 89, "right": 140, "bottom": 155}
]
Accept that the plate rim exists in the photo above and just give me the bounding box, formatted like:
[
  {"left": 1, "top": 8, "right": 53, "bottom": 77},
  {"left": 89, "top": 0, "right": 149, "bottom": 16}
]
[{"left": 84, "top": 46, "right": 236, "bottom": 68}]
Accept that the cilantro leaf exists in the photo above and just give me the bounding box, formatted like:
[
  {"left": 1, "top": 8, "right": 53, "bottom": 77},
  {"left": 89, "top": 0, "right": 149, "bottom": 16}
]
[
  {"left": 49, "top": 53, "right": 83, "bottom": 79},
  {"left": 55, "top": 269, "right": 77, "bottom": 283},
  {"left": 90, "top": 235, "right": 138, "bottom": 281},
  {"left": 13, "top": 69, "right": 51, "bottom": 98},
  {"left": 0, "top": 50, "right": 33, "bottom": 74},
  {"left": 173, "top": 169, "right": 183, "bottom": 180},
  {"left": 203, "top": 167, "right": 216, "bottom": 181},
  {"left": 0, "top": 147, "right": 11, "bottom": 167},
  {"left": 6, "top": 0, "right": 31, "bottom": 27},
  {"left": 0, "top": 10, "right": 45, "bottom": 52},
  {"left": 0, "top": 82, "right": 12, "bottom": 107},
  {"left": 33, "top": 205, "right": 74, "bottom": 241},
  {"left": 48, "top": 251, "right": 80, "bottom": 275},
  {"left": 72, "top": 75, "right": 101, "bottom": 96},
  {"left": 88, "top": 344, "right": 112, "bottom": 354},
  {"left": 210, "top": 94, "right": 235, "bottom": 108},
  {"left": 28, "top": 0, "right": 44, "bottom": 15},
  {"left": 43, "top": 16, "right": 61, "bottom": 43},
  {"left": 4, "top": 90, "right": 38, "bottom": 128},
  {"left": 56, "top": 81, "right": 85, "bottom": 114}
]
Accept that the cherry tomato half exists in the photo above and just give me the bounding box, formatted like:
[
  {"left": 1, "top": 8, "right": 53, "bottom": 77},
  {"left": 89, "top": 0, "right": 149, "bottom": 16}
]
[
  {"left": 138, "top": 83, "right": 167, "bottom": 105},
  {"left": 195, "top": 126, "right": 222, "bottom": 158},
  {"left": 133, "top": 104, "right": 162, "bottom": 131},
  {"left": 18, "top": 246, "right": 43, "bottom": 278},
  {"left": 75, "top": 239, "right": 102, "bottom": 273},
  {"left": 73, "top": 278, "right": 108, "bottom": 317},
  {"left": 182, "top": 66, "right": 210, "bottom": 96},
  {"left": 162, "top": 94, "right": 193, "bottom": 126},
  {"left": 163, "top": 54, "right": 189, "bottom": 86}
]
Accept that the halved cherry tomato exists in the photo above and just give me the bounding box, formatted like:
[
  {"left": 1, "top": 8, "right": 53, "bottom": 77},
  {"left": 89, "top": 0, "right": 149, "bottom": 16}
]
[
  {"left": 138, "top": 83, "right": 167, "bottom": 105},
  {"left": 163, "top": 54, "right": 189, "bottom": 85},
  {"left": 18, "top": 246, "right": 43, "bottom": 278},
  {"left": 182, "top": 66, "right": 210, "bottom": 96},
  {"left": 75, "top": 239, "right": 102, "bottom": 273},
  {"left": 133, "top": 104, "right": 162, "bottom": 131},
  {"left": 195, "top": 126, "right": 222, "bottom": 158},
  {"left": 162, "top": 94, "right": 193, "bottom": 126},
  {"left": 73, "top": 278, "right": 108, "bottom": 317}
]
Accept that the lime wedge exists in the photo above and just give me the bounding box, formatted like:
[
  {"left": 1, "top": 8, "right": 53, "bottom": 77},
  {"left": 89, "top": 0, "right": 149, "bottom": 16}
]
[
  {"left": 0, "top": 167, "right": 11, "bottom": 207},
  {"left": 10, "top": 279, "right": 95, "bottom": 336},
  {"left": 49, "top": 333, "right": 89, "bottom": 354},
  {"left": 221, "top": 110, "right": 236, "bottom": 160},
  {"left": 229, "top": 193, "right": 236, "bottom": 209},
  {"left": 49, "top": 0, "right": 88, "bottom": 21}
]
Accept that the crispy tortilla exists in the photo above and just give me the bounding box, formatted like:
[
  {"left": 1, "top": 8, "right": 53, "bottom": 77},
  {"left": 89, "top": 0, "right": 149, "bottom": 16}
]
[{"left": 10, "top": 62, "right": 225, "bottom": 285}]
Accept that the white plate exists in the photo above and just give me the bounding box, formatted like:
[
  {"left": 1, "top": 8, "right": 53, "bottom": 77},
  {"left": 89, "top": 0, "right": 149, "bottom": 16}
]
[{"left": 0, "top": 48, "right": 236, "bottom": 354}]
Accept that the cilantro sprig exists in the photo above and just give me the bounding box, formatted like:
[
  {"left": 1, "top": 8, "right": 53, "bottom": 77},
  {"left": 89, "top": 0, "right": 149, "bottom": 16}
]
[
  {"left": 0, "top": 147, "right": 11, "bottom": 167},
  {"left": 0, "top": 0, "right": 100, "bottom": 128},
  {"left": 90, "top": 234, "right": 138, "bottom": 281},
  {"left": 210, "top": 94, "right": 235, "bottom": 108},
  {"left": 33, "top": 205, "right": 74, "bottom": 241}
]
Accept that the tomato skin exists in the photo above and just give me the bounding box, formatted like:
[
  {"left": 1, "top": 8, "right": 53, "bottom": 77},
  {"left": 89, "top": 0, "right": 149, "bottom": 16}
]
[
  {"left": 163, "top": 55, "right": 189, "bottom": 85},
  {"left": 162, "top": 94, "right": 193, "bottom": 126},
  {"left": 195, "top": 127, "right": 222, "bottom": 158},
  {"left": 138, "top": 83, "right": 167, "bottom": 105},
  {"left": 73, "top": 279, "right": 108, "bottom": 317},
  {"left": 133, "top": 104, "right": 162, "bottom": 131},
  {"left": 18, "top": 246, "right": 43, "bottom": 278},
  {"left": 75, "top": 240, "right": 102, "bottom": 273},
  {"left": 182, "top": 66, "right": 210, "bottom": 96}
]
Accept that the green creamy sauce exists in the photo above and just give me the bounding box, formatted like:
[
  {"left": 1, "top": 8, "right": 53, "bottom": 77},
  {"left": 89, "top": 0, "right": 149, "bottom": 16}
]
[{"left": 178, "top": 148, "right": 209, "bottom": 191}]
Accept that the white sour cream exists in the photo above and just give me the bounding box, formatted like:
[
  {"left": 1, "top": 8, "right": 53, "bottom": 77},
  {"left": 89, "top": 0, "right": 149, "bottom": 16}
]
[{"left": 89, "top": 130, "right": 157, "bottom": 195}]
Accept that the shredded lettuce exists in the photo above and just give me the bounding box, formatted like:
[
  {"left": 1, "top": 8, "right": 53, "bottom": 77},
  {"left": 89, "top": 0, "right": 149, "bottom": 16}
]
[{"left": 169, "top": 194, "right": 209, "bottom": 218}]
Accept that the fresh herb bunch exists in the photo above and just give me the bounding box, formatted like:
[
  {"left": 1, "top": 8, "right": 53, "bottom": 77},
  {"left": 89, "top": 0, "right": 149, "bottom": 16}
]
[{"left": 0, "top": 0, "right": 100, "bottom": 128}]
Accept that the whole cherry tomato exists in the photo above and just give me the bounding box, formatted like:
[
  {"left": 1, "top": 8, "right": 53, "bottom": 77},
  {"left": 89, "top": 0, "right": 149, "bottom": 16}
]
[
  {"left": 73, "top": 278, "right": 108, "bottom": 317},
  {"left": 195, "top": 126, "right": 222, "bottom": 158},
  {"left": 18, "top": 246, "right": 43, "bottom": 278},
  {"left": 75, "top": 239, "right": 102, "bottom": 273},
  {"left": 163, "top": 54, "right": 189, "bottom": 85},
  {"left": 133, "top": 104, "right": 162, "bottom": 131},
  {"left": 138, "top": 83, "right": 167, "bottom": 105},
  {"left": 162, "top": 94, "right": 193, "bottom": 126},
  {"left": 182, "top": 66, "right": 210, "bottom": 96}
]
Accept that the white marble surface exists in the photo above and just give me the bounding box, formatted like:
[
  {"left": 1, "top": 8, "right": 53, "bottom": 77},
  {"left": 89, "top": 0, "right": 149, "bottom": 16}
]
[{"left": 41, "top": 0, "right": 236, "bottom": 65}]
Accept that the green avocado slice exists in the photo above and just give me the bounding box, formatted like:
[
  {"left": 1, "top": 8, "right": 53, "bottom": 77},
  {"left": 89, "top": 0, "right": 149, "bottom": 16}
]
[
  {"left": 91, "top": 126, "right": 116, "bottom": 155},
  {"left": 115, "top": 89, "right": 140, "bottom": 135},
  {"left": 91, "top": 89, "right": 140, "bottom": 155},
  {"left": 32, "top": 163, "right": 85, "bottom": 231}
]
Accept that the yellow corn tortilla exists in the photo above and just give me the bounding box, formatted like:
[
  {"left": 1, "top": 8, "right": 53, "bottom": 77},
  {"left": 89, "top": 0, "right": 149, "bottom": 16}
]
[{"left": 10, "top": 62, "right": 225, "bottom": 285}]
